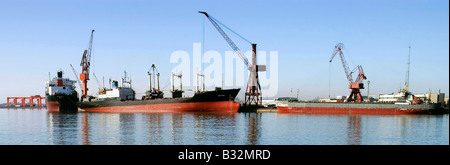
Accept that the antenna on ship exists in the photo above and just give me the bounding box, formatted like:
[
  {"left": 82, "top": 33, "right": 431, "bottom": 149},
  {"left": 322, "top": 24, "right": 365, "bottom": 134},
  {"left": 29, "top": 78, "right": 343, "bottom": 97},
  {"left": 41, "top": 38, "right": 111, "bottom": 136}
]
[
  {"left": 121, "top": 70, "right": 132, "bottom": 88},
  {"left": 290, "top": 88, "right": 293, "bottom": 101}
]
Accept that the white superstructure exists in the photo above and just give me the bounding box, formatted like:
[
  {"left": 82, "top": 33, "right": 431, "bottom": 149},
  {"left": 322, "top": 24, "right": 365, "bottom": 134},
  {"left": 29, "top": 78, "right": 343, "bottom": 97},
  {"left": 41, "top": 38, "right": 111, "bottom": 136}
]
[
  {"left": 98, "top": 86, "right": 135, "bottom": 101},
  {"left": 378, "top": 91, "right": 413, "bottom": 103},
  {"left": 45, "top": 71, "right": 77, "bottom": 96},
  {"left": 97, "top": 73, "right": 135, "bottom": 101}
]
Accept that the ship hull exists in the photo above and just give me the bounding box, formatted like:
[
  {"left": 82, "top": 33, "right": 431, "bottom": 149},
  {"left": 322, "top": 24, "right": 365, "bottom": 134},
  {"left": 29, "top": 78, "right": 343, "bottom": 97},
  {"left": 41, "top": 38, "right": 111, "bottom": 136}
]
[
  {"left": 46, "top": 101, "right": 60, "bottom": 112},
  {"left": 46, "top": 94, "right": 79, "bottom": 112},
  {"left": 81, "top": 101, "right": 240, "bottom": 113},
  {"left": 80, "top": 88, "right": 241, "bottom": 113},
  {"left": 278, "top": 102, "right": 441, "bottom": 115}
]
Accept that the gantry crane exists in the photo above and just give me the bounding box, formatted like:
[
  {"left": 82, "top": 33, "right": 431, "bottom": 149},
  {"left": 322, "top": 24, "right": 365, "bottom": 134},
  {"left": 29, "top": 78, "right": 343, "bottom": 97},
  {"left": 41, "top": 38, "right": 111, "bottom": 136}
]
[
  {"left": 329, "top": 43, "right": 366, "bottom": 102},
  {"left": 80, "top": 29, "right": 95, "bottom": 101},
  {"left": 199, "top": 11, "right": 266, "bottom": 106}
]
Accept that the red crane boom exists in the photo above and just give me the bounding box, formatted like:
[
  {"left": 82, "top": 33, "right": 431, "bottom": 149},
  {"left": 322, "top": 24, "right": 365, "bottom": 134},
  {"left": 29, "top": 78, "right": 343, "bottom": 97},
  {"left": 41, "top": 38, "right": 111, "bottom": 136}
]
[{"left": 330, "top": 43, "right": 366, "bottom": 102}]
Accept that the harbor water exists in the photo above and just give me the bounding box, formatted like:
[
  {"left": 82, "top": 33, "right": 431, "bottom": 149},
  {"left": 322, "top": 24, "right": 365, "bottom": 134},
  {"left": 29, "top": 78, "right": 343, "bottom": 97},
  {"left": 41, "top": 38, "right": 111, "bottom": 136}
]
[{"left": 0, "top": 108, "right": 448, "bottom": 145}]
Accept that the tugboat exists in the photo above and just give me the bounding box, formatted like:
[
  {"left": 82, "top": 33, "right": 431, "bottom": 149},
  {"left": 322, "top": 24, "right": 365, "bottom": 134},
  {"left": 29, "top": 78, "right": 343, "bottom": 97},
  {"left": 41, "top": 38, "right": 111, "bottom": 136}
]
[{"left": 45, "top": 71, "right": 79, "bottom": 112}]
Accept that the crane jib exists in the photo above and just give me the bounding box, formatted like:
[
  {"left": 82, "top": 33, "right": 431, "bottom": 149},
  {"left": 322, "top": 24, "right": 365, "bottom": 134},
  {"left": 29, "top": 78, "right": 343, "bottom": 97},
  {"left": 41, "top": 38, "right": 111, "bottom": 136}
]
[
  {"left": 329, "top": 43, "right": 367, "bottom": 103},
  {"left": 200, "top": 11, "right": 251, "bottom": 67},
  {"left": 200, "top": 11, "right": 263, "bottom": 106}
]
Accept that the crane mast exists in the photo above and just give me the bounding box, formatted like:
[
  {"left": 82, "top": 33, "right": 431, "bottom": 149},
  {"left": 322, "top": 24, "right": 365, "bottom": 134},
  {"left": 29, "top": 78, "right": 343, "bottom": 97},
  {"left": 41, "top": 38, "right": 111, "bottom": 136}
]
[
  {"left": 80, "top": 29, "right": 95, "bottom": 101},
  {"left": 404, "top": 46, "right": 411, "bottom": 92},
  {"left": 199, "top": 11, "right": 265, "bottom": 106},
  {"left": 329, "top": 43, "right": 366, "bottom": 102}
]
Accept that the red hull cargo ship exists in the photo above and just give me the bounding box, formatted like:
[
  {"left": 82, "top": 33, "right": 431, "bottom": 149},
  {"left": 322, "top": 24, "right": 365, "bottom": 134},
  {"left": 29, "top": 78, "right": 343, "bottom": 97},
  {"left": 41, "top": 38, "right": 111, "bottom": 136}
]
[
  {"left": 79, "top": 69, "right": 240, "bottom": 113},
  {"left": 80, "top": 88, "right": 241, "bottom": 113},
  {"left": 277, "top": 102, "right": 441, "bottom": 115}
]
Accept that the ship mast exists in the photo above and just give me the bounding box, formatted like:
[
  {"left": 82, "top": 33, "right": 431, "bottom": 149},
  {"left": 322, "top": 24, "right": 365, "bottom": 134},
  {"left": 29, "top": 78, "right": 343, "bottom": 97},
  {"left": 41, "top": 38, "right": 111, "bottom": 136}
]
[{"left": 404, "top": 45, "right": 411, "bottom": 92}]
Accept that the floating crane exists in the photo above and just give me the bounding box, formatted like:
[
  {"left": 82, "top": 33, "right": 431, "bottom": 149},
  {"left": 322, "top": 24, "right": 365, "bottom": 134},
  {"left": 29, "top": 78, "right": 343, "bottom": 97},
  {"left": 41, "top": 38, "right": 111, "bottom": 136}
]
[
  {"left": 329, "top": 43, "right": 366, "bottom": 102},
  {"left": 80, "top": 29, "right": 95, "bottom": 101},
  {"left": 199, "top": 11, "right": 266, "bottom": 106}
]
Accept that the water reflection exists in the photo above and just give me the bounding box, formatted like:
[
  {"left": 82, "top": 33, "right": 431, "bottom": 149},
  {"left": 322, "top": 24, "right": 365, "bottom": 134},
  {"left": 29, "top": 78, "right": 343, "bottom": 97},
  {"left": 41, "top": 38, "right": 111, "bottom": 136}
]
[
  {"left": 119, "top": 113, "right": 136, "bottom": 144},
  {"left": 81, "top": 113, "right": 89, "bottom": 145},
  {"left": 244, "top": 113, "right": 262, "bottom": 145},
  {"left": 346, "top": 115, "right": 361, "bottom": 145},
  {"left": 190, "top": 112, "right": 238, "bottom": 145},
  {"left": 194, "top": 114, "right": 206, "bottom": 144},
  {"left": 145, "top": 113, "right": 163, "bottom": 144},
  {"left": 47, "top": 111, "right": 80, "bottom": 145},
  {"left": 29, "top": 109, "right": 448, "bottom": 145},
  {"left": 170, "top": 114, "right": 183, "bottom": 144},
  {"left": 76, "top": 112, "right": 239, "bottom": 144}
]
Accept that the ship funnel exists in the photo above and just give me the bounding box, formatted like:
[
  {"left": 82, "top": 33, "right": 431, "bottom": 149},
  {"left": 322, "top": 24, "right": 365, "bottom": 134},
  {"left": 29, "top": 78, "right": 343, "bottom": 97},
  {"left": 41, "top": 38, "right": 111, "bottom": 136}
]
[{"left": 112, "top": 80, "right": 118, "bottom": 88}]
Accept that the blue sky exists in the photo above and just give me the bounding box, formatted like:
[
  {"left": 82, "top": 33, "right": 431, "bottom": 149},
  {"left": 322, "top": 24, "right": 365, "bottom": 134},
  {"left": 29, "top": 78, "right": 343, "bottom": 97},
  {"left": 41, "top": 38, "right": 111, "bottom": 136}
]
[{"left": 0, "top": 0, "right": 448, "bottom": 101}]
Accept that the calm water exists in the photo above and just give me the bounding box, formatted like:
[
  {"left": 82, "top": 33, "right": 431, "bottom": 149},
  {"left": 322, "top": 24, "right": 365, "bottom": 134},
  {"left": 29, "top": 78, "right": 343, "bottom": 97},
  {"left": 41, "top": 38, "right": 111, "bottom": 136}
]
[{"left": 0, "top": 108, "right": 448, "bottom": 145}]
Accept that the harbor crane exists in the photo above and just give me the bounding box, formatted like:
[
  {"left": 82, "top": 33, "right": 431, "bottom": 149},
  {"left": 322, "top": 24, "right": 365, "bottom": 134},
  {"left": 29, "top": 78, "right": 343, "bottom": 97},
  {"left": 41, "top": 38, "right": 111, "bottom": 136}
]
[
  {"left": 80, "top": 29, "right": 95, "bottom": 101},
  {"left": 329, "top": 43, "right": 366, "bottom": 102},
  {"left": 199, "top": 11, "right": 266, "bottom": 107}
]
